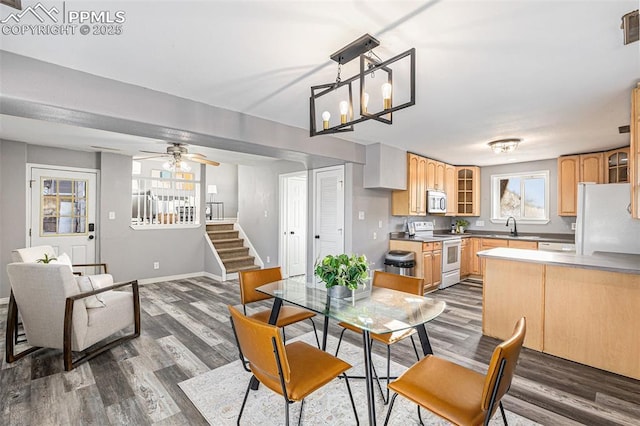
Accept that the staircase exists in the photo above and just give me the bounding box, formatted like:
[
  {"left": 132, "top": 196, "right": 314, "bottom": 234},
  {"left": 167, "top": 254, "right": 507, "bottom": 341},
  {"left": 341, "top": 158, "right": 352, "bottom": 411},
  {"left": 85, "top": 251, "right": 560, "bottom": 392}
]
[{"left": 206, "top": 223, "right": 260, "bottom": 274}]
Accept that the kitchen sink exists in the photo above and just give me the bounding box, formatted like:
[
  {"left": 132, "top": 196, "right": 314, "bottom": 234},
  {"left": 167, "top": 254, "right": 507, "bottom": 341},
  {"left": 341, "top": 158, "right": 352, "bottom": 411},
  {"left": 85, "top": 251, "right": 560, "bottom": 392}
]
[{"left": 484, "top": 234, "right": 541, "bottom": 240}]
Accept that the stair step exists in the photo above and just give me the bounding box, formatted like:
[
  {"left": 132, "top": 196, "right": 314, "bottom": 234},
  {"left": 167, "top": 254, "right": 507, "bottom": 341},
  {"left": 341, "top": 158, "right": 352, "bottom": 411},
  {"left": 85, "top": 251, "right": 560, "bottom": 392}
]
[
  {"left": 208, "top": 230, "right": 239, "bottom": 240},
  {"left": 226, "top": 264, "right": 261, "bottom": 274},
  {"left": 217, "top": 247, "right": 250, "bottom": 260},
  {"left": 222, "top": 255, "right": 254, "bottom": 263},
  {"left": 212, "top": 238, "right": 244, "bottom": 249},
  {"left": 206, "top": 223, "right": 234, "bottom": 232}
]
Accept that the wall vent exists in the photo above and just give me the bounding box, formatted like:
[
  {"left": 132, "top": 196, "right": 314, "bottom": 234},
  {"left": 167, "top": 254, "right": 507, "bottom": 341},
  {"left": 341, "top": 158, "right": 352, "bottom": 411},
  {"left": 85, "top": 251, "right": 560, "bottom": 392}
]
[{"left": 621, "top": 10, "right": 639, "bottom": 45}]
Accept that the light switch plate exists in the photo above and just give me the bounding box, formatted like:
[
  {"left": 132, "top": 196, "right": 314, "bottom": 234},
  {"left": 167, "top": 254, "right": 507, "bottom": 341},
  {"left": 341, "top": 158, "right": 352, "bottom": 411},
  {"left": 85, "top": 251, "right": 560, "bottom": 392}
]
[
  {"left": 571, "top": 222, "right": 576, "bottom": 230},
  {"left": 358, "top": 211, "right": 365, "bottom": 220},
  {"left": 108, "top": 211, "right": 116, "bottom": 220},
  {"left": 475, "top": 220, "right": 485, "bottom": 227}
]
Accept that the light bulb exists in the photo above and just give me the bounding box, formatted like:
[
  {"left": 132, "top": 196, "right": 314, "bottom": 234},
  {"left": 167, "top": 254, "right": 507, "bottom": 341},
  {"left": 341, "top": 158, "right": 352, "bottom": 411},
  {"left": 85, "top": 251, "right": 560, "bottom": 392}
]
[
  {"left": 339, "top": 100, "right": 349, "bottom": 124},
  {"left": 381, "top": 82, "right": 392, "bottom": 109},
  {"left": 362, "top": 92, "right": 369, "bottom": 113},
  {"left": 322, "top": 111, "right": 330, "bottom": 130}
]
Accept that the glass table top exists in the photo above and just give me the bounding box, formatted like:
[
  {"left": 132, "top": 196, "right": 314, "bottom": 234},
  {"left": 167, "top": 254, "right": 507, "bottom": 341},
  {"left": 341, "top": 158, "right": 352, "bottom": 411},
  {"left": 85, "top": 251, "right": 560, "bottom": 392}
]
[{"left": 256, "top": 279, "right": 446, "bottom": 335}]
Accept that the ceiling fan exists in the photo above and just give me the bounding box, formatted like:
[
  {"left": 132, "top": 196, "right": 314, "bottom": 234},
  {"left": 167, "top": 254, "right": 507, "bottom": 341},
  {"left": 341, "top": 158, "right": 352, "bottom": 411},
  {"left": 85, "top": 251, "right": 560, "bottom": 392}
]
[{"left": 135, "top": 142, "right": 220, "bottom": 169}]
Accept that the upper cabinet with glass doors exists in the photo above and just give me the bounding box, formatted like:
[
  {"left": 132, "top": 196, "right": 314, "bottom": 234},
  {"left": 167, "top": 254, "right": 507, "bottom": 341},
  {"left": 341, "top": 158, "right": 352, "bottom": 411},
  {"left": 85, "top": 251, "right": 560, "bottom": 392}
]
[{"left": 605, "top": 147, "right": 629, "bottom": 183}]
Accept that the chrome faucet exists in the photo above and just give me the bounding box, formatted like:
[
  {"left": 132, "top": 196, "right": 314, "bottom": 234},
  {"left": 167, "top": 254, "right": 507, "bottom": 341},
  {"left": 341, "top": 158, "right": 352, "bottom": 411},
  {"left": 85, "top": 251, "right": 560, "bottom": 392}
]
[{"left": 506, "top": 216, "right": 518, "bottom": 237}]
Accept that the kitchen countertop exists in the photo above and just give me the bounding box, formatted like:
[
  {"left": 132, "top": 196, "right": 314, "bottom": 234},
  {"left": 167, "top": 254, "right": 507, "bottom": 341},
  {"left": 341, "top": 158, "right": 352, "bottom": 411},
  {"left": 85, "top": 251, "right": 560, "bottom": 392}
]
[
  {"left": 477, "top": 247, "right": 640, "bottom": 275},
  {"left": 389, "top": 231, "right": 575, "bottom": 244}
]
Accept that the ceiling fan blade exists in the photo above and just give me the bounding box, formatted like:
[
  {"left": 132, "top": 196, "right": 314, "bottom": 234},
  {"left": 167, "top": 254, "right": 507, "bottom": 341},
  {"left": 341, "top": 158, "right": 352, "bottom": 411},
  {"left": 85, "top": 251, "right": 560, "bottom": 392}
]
[
  {"left": 139, "top": 150, "right": 168, "bottom": 155},
  {"left": 183, "top": 152, "right": 206, "bottom": 159},
  {"left": 191, "top": 157, "right": 220, "bottom": 166},
  {"left": 133, "top": 154, "right": 167, "bottom": 160}
]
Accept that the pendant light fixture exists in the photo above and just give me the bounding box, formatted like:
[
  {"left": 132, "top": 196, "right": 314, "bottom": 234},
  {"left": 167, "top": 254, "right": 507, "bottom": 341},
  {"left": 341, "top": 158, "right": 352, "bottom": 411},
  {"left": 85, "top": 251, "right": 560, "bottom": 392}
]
[{"left": 310, "top": 34, "right": 415, "bottom": 137}]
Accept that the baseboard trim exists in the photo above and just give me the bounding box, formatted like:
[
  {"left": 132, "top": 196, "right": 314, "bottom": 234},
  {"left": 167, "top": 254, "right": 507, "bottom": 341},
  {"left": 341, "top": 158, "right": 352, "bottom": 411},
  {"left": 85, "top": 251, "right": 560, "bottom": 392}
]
[
  {"left": 138, "top": 271, "right": 238, "bottom": 285},
  {"left": 137, "top": 272, "right": 209, "bottom": 285},
  {"left": 0, "top": 297, "right": 8, "bottom": 305}
]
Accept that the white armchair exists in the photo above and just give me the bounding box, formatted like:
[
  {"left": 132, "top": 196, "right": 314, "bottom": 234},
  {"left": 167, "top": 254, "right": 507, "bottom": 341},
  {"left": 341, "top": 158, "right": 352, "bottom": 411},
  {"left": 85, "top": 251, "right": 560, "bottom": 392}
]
[
  {"left": 5, "top": 262, "right": 140, "bottom": 371},
  {"left": 11, "top": 245, "right": 109, "bottom": 275}
]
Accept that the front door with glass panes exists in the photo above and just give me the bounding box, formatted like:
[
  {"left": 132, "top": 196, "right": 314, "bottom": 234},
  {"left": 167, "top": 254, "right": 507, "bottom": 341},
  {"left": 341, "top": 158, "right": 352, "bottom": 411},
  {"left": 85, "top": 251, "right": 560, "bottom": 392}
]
[{"left": 29, "top": 166, "right": 97, "bottom": 270}]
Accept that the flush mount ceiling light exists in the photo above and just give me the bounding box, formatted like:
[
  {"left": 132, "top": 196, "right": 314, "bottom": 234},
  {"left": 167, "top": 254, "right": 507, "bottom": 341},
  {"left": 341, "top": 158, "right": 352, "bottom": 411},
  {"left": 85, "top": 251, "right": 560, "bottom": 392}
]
[
  {"left": 488, "top": 138, "right": 521, "bottom": 154},
  {"left": 310, "top": 34, "right": 415, "bottom": 137}
]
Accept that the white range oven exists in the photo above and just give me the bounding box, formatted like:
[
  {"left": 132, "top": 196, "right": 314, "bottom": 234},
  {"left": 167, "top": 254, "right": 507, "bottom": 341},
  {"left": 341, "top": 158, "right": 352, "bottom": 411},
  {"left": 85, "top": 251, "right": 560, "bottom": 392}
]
[
  {"left": 441, "top": 238, "right": 462, "bottom": 289},
  {"left": 412, "top": 221, "right": 462, "bottom": 289}
]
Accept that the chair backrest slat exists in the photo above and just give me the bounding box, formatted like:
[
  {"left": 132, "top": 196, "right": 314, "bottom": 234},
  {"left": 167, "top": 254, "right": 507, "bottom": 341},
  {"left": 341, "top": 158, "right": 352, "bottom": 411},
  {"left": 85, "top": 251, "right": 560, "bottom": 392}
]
[
  {"left": 228, "top": 305, "right": 290, "bottom": 383},
  {"left": 481, "top": 317, "right": 527, "bottom": 411},
  {"left": 239, "top": 267, "right": 283, "bottom": 305},
  {"left": 372, "top": 270, "right": 424, "bottom": 296}
]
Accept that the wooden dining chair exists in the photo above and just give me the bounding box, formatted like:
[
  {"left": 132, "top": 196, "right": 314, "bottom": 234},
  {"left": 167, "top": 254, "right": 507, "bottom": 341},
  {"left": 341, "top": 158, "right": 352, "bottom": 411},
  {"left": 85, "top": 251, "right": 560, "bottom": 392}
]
[
  {"left": 228, "top": 305, "right": 359, "bottom": 426},
  {"left": 334, "top": 270, "right": 424, "bottom": 403},
  {"left": 239, "top": 267, "right": 319, "bottom": 348},
  {"left": 383, "top": 317, "right": 527, "bottom": 426}
]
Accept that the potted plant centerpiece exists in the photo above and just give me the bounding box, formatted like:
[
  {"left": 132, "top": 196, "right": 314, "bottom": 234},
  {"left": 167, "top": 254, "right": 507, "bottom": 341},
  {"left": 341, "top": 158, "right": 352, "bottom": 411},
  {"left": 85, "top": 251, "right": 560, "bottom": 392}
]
[
  {"left": 314, "top": 253, "right": 369, "bottom": 298},
  {"left": 455, "top": 219, "right": 470, "bottom": 234}
]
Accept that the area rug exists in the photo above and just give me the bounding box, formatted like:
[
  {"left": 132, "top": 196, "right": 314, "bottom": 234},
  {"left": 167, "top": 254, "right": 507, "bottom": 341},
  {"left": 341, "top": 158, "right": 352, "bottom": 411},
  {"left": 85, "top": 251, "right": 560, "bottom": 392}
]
[{"left": 179, "top": 333, "right": 539, "bottom": 425}]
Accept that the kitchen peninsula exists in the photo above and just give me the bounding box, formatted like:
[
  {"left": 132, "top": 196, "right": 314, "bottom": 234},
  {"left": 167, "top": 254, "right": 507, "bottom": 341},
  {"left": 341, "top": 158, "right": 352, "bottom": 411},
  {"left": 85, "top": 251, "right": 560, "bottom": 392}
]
[{"left": 478, "top": 247, "right": 640, "bottom": 380}]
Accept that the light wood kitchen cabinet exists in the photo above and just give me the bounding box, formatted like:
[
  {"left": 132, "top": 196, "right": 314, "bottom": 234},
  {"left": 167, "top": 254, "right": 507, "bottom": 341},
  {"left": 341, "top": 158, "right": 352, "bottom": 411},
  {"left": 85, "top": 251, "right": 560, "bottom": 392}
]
[
  {"left": 508, "top": 240, "right": 538, "bottom": 250},
  {"left": 605, "top": 147, "right": 629, "bottom": 183},
  {"left": 444, "top": 163, "right": 456, "bottom": 215},
  {"left": 392, "top": 153, "right": 427, "bottom": 216},
  {"left": 474, "top": 238, "right": 537, "bottom": 275},
  {"left": 558, "top": 150, "right": 624, "bottom": 216},
  {"left": 631, "top": 86, "right": 639, "bottom": 219},
  {"left": 426, "top": 159, "right": 445, "bottom": 191},
  {"left": 455, "top": 166, "right": 480, "bottom": 216},
  {"left": 422, "top": 241, "right": 442, "bottom": 293},
  {"left": 469, "top": 237, "right": 482, "bottom": 275},
  {"left": 460, "top": 238, "right": 470, "bottom": 278},
  {"left": 580, "top": 152, "right": 604, "bottom": 184},
  {"left": 557, "top": 155, "right": 580, "bottom": 216}
]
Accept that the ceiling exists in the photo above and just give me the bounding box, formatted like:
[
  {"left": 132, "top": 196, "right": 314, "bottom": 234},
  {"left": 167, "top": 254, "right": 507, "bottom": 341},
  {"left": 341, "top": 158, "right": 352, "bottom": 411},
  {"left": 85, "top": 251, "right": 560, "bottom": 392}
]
[{"left": 0, "top": 0, "right": 638, "bottom": 167}]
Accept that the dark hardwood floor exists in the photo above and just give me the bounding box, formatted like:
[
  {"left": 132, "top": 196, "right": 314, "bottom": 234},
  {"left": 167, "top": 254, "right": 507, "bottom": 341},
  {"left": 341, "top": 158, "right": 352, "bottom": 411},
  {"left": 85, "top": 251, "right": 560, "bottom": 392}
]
[{"left": 1, "top": 276, "right": 639, "bottom": 425}]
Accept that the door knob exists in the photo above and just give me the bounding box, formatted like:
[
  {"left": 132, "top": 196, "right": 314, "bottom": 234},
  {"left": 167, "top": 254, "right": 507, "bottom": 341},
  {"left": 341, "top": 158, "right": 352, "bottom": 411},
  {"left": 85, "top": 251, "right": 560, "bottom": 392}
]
[
  {"left": 315, "top": 235, "right": 320, "bottom": 239},
  {"left": 88, "top": 235, "right": 95, "bottom": 240},
  {"left": 290, "top": 231, "right": 295, "bottom": 234}
]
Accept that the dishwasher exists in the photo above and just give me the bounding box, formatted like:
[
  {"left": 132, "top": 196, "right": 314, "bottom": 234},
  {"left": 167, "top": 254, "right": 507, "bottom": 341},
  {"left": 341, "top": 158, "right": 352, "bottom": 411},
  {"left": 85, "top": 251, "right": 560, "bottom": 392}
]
[{"left": 538, "top": 242, "right": 576, "bottom": 253}]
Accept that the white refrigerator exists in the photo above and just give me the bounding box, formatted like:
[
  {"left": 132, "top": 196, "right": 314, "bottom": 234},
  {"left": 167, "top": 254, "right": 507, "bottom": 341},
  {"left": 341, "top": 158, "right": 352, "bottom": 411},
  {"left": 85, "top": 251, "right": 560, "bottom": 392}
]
[{"left": 576, "top": 183, "right": 640, "bottom": 255}]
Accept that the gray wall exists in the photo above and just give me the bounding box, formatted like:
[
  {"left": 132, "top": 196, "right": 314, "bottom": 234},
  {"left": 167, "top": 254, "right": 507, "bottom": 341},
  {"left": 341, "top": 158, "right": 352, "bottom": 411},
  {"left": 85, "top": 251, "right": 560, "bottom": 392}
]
[
  {"left": 465, "top": 158, "right": 575, "bottom": 235},
  {"left": 346, "top": 163, "right": 397, "bottom": 271},
  {"left": 0, "top": 142, "right": 209, "bottom": 298},
  {"left": 206, "top": 163, "right": 238, "bottom": 219},
  {"left": 238, "top": 160, "right": 306, "bottom": 268},
  {"left": 1, "top": 140, "right": 28, "bottom": 298}
]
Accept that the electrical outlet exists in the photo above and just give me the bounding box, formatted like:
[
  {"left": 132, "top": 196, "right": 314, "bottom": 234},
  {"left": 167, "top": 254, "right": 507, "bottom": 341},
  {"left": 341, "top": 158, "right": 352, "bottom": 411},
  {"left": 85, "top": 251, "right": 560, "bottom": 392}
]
[
  {"left": 571, "top": 222, "right": 576, "bottom": 230},
  {"left": 378, "top": 220, "right": 383, "bottom": 229},
  {"left": 475, "top": 220, "right": 485, "bottom": 227},
  {"left": 358, "top": 211, "right": 365, "bottom": 220},
  {"left": 264, "top": 210, "right": 268, "bottom": 218},
  {"left": 373, "top": 232, "right": 377, "bottom": 240},
  {"left": 153, "top": 262, "right": 159, "bottom": 270},
  {"left": 266, "top": 256, "right": 270, "bottom": 263}
]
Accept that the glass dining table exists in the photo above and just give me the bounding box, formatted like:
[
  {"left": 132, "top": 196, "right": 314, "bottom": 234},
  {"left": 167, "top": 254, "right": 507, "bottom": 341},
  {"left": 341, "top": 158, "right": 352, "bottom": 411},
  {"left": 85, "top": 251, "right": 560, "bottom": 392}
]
[{"left": 256, "top": 278, "right": 446, "bottom": 426}]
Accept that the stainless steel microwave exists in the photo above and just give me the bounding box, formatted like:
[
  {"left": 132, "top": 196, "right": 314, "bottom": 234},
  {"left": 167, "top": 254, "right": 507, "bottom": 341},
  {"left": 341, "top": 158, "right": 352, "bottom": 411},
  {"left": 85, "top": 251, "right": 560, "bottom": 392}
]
[{"left": 427, "top": 190, "right": 447, "bottom": 214}]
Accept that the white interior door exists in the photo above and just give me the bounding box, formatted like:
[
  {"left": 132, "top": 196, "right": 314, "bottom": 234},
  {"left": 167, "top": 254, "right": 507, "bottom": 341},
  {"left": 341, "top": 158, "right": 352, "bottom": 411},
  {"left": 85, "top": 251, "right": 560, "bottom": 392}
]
[
  {"left": 313, "top": 166, "right": 345, "bottom": 283},
  {"left": 29, "top": 166, "right": 97, "bottom": 268},
  {"left": 281, "top": 173, "right": 307, "bottom": 277}
]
